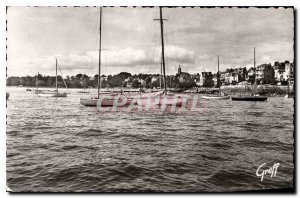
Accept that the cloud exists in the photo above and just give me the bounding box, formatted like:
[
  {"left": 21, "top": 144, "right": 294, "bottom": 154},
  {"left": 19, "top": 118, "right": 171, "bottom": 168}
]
[{"left": 7, "top": 7, "right": 294, "bottom": 77}]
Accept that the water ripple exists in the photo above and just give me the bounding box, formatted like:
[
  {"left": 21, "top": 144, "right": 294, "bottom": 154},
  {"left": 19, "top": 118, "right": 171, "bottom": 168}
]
[{"left": 6, "top": 88, "right": 294, "bottom": 192}]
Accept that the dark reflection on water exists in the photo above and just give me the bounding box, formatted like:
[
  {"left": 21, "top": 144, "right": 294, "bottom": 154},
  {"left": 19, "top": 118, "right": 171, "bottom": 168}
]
[{"left": 6, "top": 87, "right": 294, "bottom": 192}]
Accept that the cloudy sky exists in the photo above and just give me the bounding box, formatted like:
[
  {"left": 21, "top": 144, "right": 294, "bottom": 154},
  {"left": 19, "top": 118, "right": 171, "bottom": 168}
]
[{"left": 7, "top": 7, "right": 294, "bottom": 77}]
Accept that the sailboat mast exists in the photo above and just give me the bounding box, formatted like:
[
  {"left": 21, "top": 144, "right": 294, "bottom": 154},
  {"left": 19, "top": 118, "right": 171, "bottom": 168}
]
[
  {"left": 56, "top": 59, "right": 58, "bottom": 92},
  {"left": 254, "top": 47, "right": 256, "bottom": 86},
  {"left": 98, "top": 7, "right": 102, "bottom": 99},
  {"left": 218, "top": 56, "right": 220, "bottom": 96},
  {"left": 36, "top": 72, "right": 39, "bottom": 91},
  {"left": 160, "top": 56, "right": 162, "bottom": 90},
  {"left": 287, "top": 77, "right": 290, "bottom": 94},
  {"left": 159, "top": 7, "right": 167, "bottom": 93}
]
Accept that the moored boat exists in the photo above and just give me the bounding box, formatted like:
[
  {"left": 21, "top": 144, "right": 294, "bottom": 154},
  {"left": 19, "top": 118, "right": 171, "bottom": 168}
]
[
  {"left": 31, "top": 72, "right": 43, "bottom": 94},
  {"left": 80, "top": 95, "right": 133, "bottom": 107},
  {"left": 32, "top": 89, "right": 46, "bottom": 94},
  {"left": 38, "top": 59, "right": 68, "bottom": 97},
  {"left": 38, "top": 91, "right": 67, "bottom": 97},
  {"left": 54, "top": 92, "right": 68, "bottom": 97},
  {"left": 80, "top": 8, "right": 131, "bottom": 107},
  {"left": 285, "top": 94, "right": 293, "bottom": 98},
  {"left": 136, "top": 7, "right": 184, "bottom": 107},
  {"left": 78, "top": 91, "right": 89, "bottom": 93},
  {"left": 137, "top": 91, "right": 184, "bottom": 106},
  {"left": 284, "top": 77, "right": 293, "bottom": 98},
  {"left": 231, "top": 47, "right": 268, "bottom": 102},
  {"left": 202, "top": 95, "right": 230, "bottom": 100},
  {"left": 231, "top": 95, "right": 267, "bottom": 101},
  {"left": 78, "top": 86, "right": 90, "bottom": 93},
  {"left": 6, "top": 92, "right": 9, "bottom": 100},
  {"left": 201, "top": 56, "right": 230, "bottom": 100}
]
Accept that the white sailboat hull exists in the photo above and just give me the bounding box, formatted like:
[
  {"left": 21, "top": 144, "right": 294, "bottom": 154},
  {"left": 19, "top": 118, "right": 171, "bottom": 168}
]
[
  {"left": 201, "top": 95, "right": 230, "bottom": 100},
  {"left": 80, "top": 96, "right": 133, "bottom": 107},
  {"left": 52, "top": 92, "right": 68, "bottom": 97},
  {"left": 31, "top": 90, "right": 51, "bottom": 94},
  {"left": 137, "top": 93, "right": 184, "bottom": 106},
  {"left": 38, "top": 92, "right": 67, "bottom": 97}
]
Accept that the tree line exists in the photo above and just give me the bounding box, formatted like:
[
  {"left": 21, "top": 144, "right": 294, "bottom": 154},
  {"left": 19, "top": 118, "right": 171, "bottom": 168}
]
[{"left": 7, "top": 72, "right": 202, "bottom": 89}]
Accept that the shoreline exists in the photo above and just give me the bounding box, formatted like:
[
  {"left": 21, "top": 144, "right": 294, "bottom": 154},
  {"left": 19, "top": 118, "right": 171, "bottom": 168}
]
[{"left": 7, "top": 85, "right": 293, "bottom": 97}]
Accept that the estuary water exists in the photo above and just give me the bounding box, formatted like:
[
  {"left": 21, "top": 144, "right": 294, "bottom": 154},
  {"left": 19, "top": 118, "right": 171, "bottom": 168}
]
[{"left": 6, "top": 87, "right": 294, "bottom": 192}]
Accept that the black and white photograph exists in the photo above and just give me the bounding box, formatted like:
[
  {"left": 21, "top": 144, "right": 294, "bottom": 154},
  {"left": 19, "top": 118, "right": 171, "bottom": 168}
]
[{"left": 5, "top": 3, "right": 295, "bottom": 193}]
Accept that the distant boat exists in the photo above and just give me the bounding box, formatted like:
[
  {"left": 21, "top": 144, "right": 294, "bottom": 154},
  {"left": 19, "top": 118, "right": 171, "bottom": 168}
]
[
  {"left": 137, "top": 91, "right": 184, "bottom": 106},
  {"left": 231, "top": 92, "right": 267, "bottom": 102},
  {"left": 31, "top": 72, "right": 45, "bottom": 94},
  {"left": 80, "top": 8, "right": 132, "bottom": 107},
  {"left": 201, "top": 56, "right": 230, "bottom": 100},
  {"left": 38, "top": 59, "right": 68, "bottom": 97},
  {"left": 28, "top": 73, "right": 53, "bottom": 94},
  {"left": 231, "top": 47, "right": 267, "bottom": 102},
  {"left": 284, "top": 78, "right": 293, "bottom": 98},
  {"left": 38, "top": 91, "right": 67, "bottom": 97},
  {"left": 78, "top": 86, "right": 90, "bottom": 93},
  {"left": 6, "top": 92, "right": 9, "bottom": 100},
  {"left": 285, "top": 94, "right": 293, "bottom": 98},
  {"left": 202, "top": 95, "right": 230, "bottom": 100},
  {"left": 137, "top": 7, "right": 184, "bottom": 107},
  {"left": 231, "top": 95, "right": 267, "bottom": 101},
  {"left": 80, "top": 95, "right": 132, "bottom": 106},
  {"left": 78, "top": 90, "right": 89, "bottom": 93}
]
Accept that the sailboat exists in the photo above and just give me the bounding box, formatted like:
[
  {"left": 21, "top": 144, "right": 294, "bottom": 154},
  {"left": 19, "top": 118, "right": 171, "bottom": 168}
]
[
  {"left": 78, "top": 86, "right": 90, "bottom": 93},
  {"left": 231, "top": 47, "right": 267, "bottom": 101},
  {"left": 38, "top": 59, "right": 68, "bottom": 97},
  {"left": 137, "top": 7, "right": 184, "bottom": 107},
  {"left": 78, "top": 80, "right": 90, "bottom": 94},
  {"left": 284, "top": 77, "right": 293, "bottom": 98},
  {"left": 26, "top": 73, "right": 48, "bottom": 94},
  {"left": 80, "top": 7, "right": 132, "bottom": 107},
  {"left": 30, "top": 72, "right": 45, "bottom": 94},
  {"left": 201, "top": 56, "right": 230, "bottom": 100}
]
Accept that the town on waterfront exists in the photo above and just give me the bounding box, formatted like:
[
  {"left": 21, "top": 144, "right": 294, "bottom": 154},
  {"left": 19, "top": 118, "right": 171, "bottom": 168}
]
[{"left": 7, "top": 59, "right": 294, "bottom": 96}]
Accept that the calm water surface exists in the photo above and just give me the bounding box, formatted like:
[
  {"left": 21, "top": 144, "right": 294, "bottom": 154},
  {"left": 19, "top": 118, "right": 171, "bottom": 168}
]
[{"left": 6, "top": 87, "right": 294, "bottom": 192}]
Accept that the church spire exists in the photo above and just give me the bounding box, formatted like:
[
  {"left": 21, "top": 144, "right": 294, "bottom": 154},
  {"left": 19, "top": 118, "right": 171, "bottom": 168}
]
[{"left": 178, "top": 65, "right": 182, "bottom": 74}]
